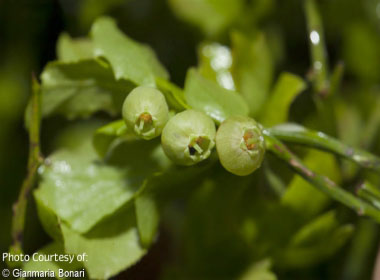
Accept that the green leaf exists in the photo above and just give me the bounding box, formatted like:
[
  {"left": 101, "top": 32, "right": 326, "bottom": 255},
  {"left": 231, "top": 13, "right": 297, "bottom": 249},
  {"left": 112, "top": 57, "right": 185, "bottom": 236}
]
[
  {"left": 91, "top": 17, "right": 169, "bottom": 86},
  {"left": 281, "top": 150, "right": 341, "bottom": 220},
  {"left": 35, "top": 147, "right": 139, "bottom": 233},
  {"left": 198, "top": 42, "right": 235, "bottom": 90},
  {"left": 260, "top": 72, "right": 306, "bottom": 126},
  {"left": 239, "top": 259, "right": 277, "bottom": 280},
  {"left": 277, "top": 211, "right": 354, "bottom": 268},
  {"left": 56, "top": 33, "right": 94, "bottom": 62},
  {"left": 343, "top": 219, "right": 378, "bottom": 280},
  {"left": 343, "top": 22, "right": 380, "bottom": 83},
  {"left": 53, "top": 120, "right": 105, "bottom": 151},
  {"left": 155, "top": 77, "right": 189, "bottom": 111},
  {"left": 278, "top": 225, "right": 354, "bottom": 268},
  {"left": 231, "top": 31, "right": 274, "bottom": 117},
  {"left": 336, "top": 101, "right": 363, "bottom": 147},
  {"left": 40, "top": 59, "right": 132, "bottom": 119},
  {"left": 184, "top": 68, "right": 249, "bottom": 124},
  {"left": 290, "top": 211, "right": 339, "bottom": 247},
  {"left": 92, "top": 119, "right": 128, "bottom": 158},
  {"left": 34, "top": 191, "right": 63, "bottom": 242},
  {"left": 105, "top": 138, "right": 171, "bottom": 172},
  {"left": 61, "top": 205, "right": 146, "bottom": 279},
  {"left": 34, "top": 137, "right": 169, "bottom": 278},
  {"left": 135, "top": 179, "right": 160, "bottom": 248},
  {"left": 168, "top": 0, "right": 244, "bottom": 36},
  {"left": 23, "top": 242, "right": 83, "bottom": 279}
]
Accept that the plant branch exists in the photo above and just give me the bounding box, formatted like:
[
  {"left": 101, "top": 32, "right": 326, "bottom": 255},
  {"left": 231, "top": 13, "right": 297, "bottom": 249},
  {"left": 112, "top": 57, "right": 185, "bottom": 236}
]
[
  {"left": 267, "top": 125, "right": 380, "bottom": 173},
  {"left": 10, "top": 75, "right": 43, "bottom": 255},
  {"left": 357, "top": 181, "right": 380, "bottom": 210},
  {"left": 304, "top": 0, "right": 329, "bottom": 94},
  {"left": 329, "top": 61, "right": 344, "bottom": 97},
  {"left": 264, "top": 132, "right": 380, "bottom": 223}
]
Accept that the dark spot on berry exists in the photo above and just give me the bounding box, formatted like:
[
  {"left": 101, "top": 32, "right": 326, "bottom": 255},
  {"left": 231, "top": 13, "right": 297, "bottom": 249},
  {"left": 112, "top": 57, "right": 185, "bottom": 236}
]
[{"left": 189, "top": 146, "right": 196, "bottom": 155}]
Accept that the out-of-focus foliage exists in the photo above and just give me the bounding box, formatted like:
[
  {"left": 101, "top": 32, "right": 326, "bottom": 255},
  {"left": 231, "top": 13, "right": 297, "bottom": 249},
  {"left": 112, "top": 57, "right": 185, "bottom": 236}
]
[
  {"left": 1, "top": 0, "right": 380, "bottom": 279},
  {"left": 168, "top": 0, "right": 244, "bottom": 36},
  {"left": 260, "top": 73, "right": 306, "bottom": 126},
  {"left": 231, "top": 31, "right": 274, "bottom": 117},
  {"left": 184, "top": 68, "right": 249, "bottom": 123}
]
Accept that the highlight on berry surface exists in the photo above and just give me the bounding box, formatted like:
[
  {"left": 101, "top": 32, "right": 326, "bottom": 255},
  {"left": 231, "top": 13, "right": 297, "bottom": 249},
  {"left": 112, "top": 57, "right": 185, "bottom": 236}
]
[
  {"left": 161, "top": 109, "right": 216, "bottom": 166},
  {"left": 122, "top": 86, "right": 169, "bottom": 140},
  {"left": 216, "top": 116, "right": 265, "bottom": 176}
]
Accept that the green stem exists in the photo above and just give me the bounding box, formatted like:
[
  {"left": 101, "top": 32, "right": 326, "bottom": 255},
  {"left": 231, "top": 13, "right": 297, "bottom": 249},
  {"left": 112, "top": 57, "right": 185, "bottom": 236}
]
[
  {"left": 357, "top": 189, "right": 380, "bottom": 210},
  {"left": 304, "top": 0, "right": 329, "bottom": 94},
  {"left": 264, "top": 132, "right": 380, "bottom": 223},
  {"left": 267, "top": 125, "right": 380, "bottom": 173},
  {"left": 357, "top": 181, "right": 380, "bottom": 210},
  {"left": 313, "top": 62, "right": 344, "bottom": 136},
  {"left": 329, "top": 61, "right": 344, "bottom": 97},
  {"left": 358, "top": 181, "right": 380, "bottom": 201},
  {"left": 10, "top": 76, "right": 43, "bottom": 256}
]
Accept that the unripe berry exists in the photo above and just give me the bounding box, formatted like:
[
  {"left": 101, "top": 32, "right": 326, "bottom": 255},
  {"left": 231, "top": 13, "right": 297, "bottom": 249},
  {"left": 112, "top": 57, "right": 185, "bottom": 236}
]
[
  {"left": 216, "top": 116, "right": 265, "bottom": 176},
  {"left": 161, "top": 109, "right": 216, "bottom": 166},
  {"left": 122, "top": 86, "right": 169, "bottom": 140}
]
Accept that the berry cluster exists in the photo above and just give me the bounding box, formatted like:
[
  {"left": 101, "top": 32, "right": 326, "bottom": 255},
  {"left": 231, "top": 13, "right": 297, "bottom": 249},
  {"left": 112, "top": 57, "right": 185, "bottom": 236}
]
[{"left": 122, "top": 86, "right": 265, "bottom": 176}]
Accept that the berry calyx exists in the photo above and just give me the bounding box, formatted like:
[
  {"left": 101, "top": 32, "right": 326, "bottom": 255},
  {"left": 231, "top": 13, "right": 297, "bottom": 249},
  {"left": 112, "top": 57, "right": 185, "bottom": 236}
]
[
  {"left": 216, "top": 116, "right": 265, "bottom": 176},
  {"left": 161, "top": 109, "right": 216, "bottom": 166},
  {"left": 122, "top": 86, "right": 169, "bottom": 140}
]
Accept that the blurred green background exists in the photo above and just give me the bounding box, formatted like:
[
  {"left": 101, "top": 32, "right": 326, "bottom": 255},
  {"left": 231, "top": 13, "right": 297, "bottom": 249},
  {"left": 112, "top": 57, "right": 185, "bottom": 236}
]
[{"left": 1, "top": 0, "right": 380, "bottom": 279}]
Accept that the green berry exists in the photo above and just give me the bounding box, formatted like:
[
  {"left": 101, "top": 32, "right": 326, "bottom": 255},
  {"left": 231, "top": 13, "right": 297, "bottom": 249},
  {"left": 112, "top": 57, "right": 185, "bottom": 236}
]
[
  {"left": 122, "top": 86, "right": 169, "bottom": 140},
  {"left": 216, "top": 116, "right": 265, "bottom": 176},
  {"left": 161, "top": 109, "right": 216, "bottom": 166}
]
